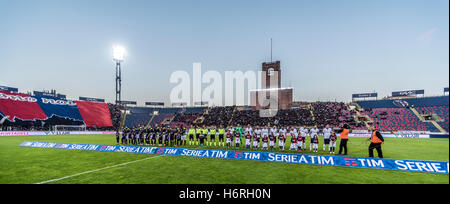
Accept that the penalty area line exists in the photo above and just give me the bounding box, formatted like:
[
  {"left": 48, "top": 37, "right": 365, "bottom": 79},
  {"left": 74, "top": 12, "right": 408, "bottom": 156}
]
[{"left": 35, "top": 155, "right": 165, "bottom": 184}]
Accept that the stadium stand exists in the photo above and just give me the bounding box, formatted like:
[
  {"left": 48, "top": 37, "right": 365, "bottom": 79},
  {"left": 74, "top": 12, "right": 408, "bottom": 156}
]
[
  {"left": 0, "top": 90, "right": 113, "bottom": 130},
  {"left": 148, "top": 113, "right": 175, "bottom": 127},
  {"left": 416, "top": 105, "right": 449, "bottom": 132},
  {"left": 340, "top": 109, "right": 366, "bottom": 130},
  {"left": 357, "top": 96, "right": 449, "bottom": 132},
  {"left": 363, "top": 107, "right": 430, "bottom": 131},
  {"left": 122, "top": 107, "right": 207, "bottom": 128},
  {"left": 123, "top": 113, "right": 153, "bottom": 128},
  {"left": 1, "top": 86, "right": 448, "bottom": 133},
  {"left": 108, "top": 103, "right": 124, "bottom": 130},
  {"left": 312, "top": 102, "right": 355, "bottom": 128},
  {"left": 171, "top": 112, "right": 203, "bottom": 128},
  {"left": 201, "top": 106, "right": 235, "bottom": 126}
]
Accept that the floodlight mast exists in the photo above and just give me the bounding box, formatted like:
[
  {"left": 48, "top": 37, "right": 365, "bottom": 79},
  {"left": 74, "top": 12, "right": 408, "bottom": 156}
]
[{"left": 113, "top": 46, "right": 125, "bottom": 105}]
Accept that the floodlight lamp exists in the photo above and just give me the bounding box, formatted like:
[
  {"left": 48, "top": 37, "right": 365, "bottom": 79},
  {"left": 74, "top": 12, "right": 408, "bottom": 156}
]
[{"left": 113, "top": 45, "right": 125, "bottom": 61}]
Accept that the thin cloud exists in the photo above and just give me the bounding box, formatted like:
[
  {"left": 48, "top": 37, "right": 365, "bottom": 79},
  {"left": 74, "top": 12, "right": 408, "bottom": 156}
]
[{"left": 417, "top": 28, "right": 437, "bottom": 41}]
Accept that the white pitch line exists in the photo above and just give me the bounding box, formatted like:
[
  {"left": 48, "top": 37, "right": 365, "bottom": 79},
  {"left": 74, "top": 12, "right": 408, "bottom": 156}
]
[{"left": 35, "top": 155, "right": 165, "bottom": 184}]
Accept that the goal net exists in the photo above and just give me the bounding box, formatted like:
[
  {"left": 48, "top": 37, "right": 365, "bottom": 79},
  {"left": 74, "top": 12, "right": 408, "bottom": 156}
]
[{"left": 53, "top": 125, "right": 87, "bottom": 132}]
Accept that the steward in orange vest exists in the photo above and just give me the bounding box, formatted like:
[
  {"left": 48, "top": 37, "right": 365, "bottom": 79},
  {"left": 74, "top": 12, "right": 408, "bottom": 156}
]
[
  {"left": 368, "top": 127, "right": 384, "bottom": 158},
  {"left": 337, "top": 124, "right": 350, "bottom": 155}
]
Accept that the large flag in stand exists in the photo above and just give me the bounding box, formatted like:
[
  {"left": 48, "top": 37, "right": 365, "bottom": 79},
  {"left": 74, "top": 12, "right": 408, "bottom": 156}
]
[
  {"left": 0, "top": 91, "right": 47, "bottom": 121},
  {"left": 35, "top": 96, "right": 83, "bottom": 121},
  {"left": 75, "top": 100, "right": 112, "bottom": 127}
]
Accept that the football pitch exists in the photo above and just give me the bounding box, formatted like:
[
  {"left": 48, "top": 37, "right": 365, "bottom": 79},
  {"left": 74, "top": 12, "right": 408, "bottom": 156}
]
[{"left": 0, "top": 134, "right": 448, "bottom": 184}]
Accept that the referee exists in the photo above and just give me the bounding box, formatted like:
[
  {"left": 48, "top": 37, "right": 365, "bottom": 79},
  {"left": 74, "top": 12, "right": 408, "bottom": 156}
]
[{"left": 368, "top": 126, "right": 384, "bottom": 158}]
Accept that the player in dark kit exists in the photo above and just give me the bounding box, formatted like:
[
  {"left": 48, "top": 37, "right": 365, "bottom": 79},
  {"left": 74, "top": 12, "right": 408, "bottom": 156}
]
[
  {"left": 122, "top": 127, "right": 130, "bottom": 145},
  {"left": 279, "top": 134, "right": 285, "bottom": 151},
  {"left": 226, "top": 131, "right": 232, "bottom": 148},
  {"left": 182, "top": 127, "right": 187, "bottom": 146},
  {"left": 269, "top": 134, "right": 276, "bottom": 151},
  {"left": 115, "top": 130, "right": 120, "bottom": 145},
  {"left": 312, "top": 134, "right": 319, "bottom": 152},
  {"left": 262, "top": 135, "right": 269, "bottom": 150},
  {"left": 199, "top": 131, "right": 206, "bottom": 147},
  {"left": 164, "top": 128, "right": 170, "bottom": 146},
  {"left": 138, "top": 128, "right": 144, "bottom": 145},
  {"left": 290, "top": 134, "right": 297, "bottom": 151},
  {"left": 252, "top": 133, "right": 259, "bottom": 149},
  {"left": 176, "top": 129, "right": 182, "bottom": 146},
  {"left": 136, "top": 128, "right": 140, "bottom": 145},
  {"left": 167, "top": 128, "right": 172, "bottom": 146},
  {"left": 141, "top": 128, "right": 146, "bottom": 145},
  {"left": 129, "top": 128, "right": 133, "bottom": 145},
  {"left": 151, "top": 127, "right": 157, "bottom": 145},
  {"left": 235, "top": 132, "right": 241, "bottom": 149},
  {"left": 145, "top": 128, "right": 151, "bottom": 145},
  {"left": 158, "top": 127, "right": 165, "bottom": 146},
  {"left": 170, "top": 128, "right": 176, "bottom": 146},
  {"left": 245, "top": 132, "right": 252, "bottom": 149},
  {"left": 121, "top": 128, "right": 126, "bottom": 144},
  {"left": 329, "top": 132, "right": 337, "bottom": 154},
  {"left": 134, "top": 128, "right": 139, "bottom": 145},
  {"left": 130, "top": 128, "right": 136, "bottom": 145},
  {"left": 298, "top": 134, "right": 304, "bottom": 151}
]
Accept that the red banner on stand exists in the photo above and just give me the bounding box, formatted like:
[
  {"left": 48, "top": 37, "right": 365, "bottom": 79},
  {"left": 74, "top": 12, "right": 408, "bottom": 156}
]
[{"left": 75, "top": 100, "right": 112, "bottom": 127}]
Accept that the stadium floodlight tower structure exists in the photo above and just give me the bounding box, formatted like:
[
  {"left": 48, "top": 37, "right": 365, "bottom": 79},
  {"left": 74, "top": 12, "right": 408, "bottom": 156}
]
[{"left": 113, "top": 45, "right": 125, "bottom": 105}]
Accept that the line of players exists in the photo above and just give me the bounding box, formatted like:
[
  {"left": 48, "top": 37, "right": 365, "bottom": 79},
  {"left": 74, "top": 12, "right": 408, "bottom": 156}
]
[
  {"left": 118, "top": 125, "right": 187, "bottom": 147},
  {"left": 116, "top": 124, "right": 339, "bottom": 154},
  {"left": 221, "top": 124, "right": 338, "bottom": 153}
]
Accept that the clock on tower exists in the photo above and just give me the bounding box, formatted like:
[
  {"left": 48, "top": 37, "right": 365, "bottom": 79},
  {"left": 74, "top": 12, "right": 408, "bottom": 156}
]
[
  {"left": 262, "top": 61, "right": 281, "bottom": 89},
  {"left": 250, "top": 60, "right": 293, "bottom": 110}
]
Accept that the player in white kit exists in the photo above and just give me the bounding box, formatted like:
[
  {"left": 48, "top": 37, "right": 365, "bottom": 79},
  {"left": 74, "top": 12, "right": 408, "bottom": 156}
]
[
  {"left": 289, "top": 128, "right": 297, "bottom": 151},
  {"left": 289, "top": 127, "right": 298, "bottom": 150},
  {"left": 322, "top": 124, "right": 332, "bottom": 152},
  {"left": 270, "top": 126, "right": 278, "bottom": 139},
  {"left": 294, "top": 127, "right": 302, "bottom": 151},
  {"left": 244, "top": 125, "right": 253, "bottom": 137},
  {"left": 300, "top": 126, "right": 308, "bottom": 150},
  {"left": 279, "top": 127, "right": 287, "bottom": 139},
  {"left": 261, "top": 126, "right": 269, "bottom": 138},
  {"left": 254, "top": 127, "right": 261, "bottom": 139}
]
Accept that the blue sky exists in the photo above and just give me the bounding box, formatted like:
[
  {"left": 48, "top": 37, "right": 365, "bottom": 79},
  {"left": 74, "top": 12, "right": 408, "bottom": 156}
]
[{"left": 0, "top": 0, "right": 448, "bottom": 105}]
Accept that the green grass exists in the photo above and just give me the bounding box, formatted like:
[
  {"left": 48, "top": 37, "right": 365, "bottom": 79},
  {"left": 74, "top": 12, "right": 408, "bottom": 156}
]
[{"left": 0, "top": 134, "right": 448, "bottom": 184}]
